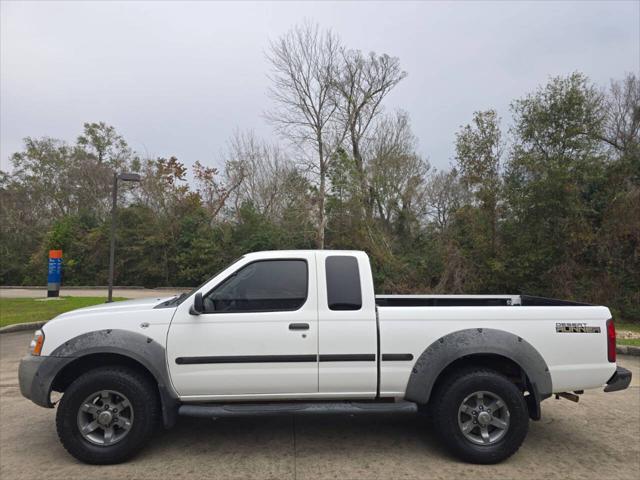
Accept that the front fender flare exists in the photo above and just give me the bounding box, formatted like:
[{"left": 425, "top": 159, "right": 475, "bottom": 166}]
[{"left": 50, "top": 329, "right": 179, "bottom": 428}]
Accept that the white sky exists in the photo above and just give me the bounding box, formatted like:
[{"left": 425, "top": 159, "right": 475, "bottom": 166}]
[{"left": 1, "top": 0, "right": 639, "bottom": 173}]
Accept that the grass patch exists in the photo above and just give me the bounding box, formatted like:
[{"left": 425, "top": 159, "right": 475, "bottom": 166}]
[
  {"left": 615, "top": 321, "right": 640, "bottom": 347},
  {"left": 0, "top": 297, "right": 126, "bottom": 327},
  {"left": 616, "top": 322, "right": 640, "bottom": 333}
]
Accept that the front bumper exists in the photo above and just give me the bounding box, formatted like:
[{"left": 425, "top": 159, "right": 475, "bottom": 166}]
[
  {"left": 604, "top": 366, "right": 632, "bottom": 393},
  {"left": 19, "top": 355, "right": 73, "bottom": 407}
]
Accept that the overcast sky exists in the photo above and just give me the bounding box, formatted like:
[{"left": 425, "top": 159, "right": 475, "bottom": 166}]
[{"left": 1, "top": 0, "right": 638, "bottom": 173}]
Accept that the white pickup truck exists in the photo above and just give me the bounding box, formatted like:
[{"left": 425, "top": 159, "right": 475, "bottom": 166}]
[{"left": 19, "top": 250, "right": 631, "bottom": 465}]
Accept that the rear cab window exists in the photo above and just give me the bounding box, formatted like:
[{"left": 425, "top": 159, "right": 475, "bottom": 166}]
[{"left": 325, "top": 256, "right": 362, "bottom": 311}]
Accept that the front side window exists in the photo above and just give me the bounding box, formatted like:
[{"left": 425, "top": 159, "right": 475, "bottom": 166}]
[
  {"left": 203, "top": 260, "right": 307, "bottom": 313},
  {"left": 326, "top": 256, "right": 362, "bottom": 310}
]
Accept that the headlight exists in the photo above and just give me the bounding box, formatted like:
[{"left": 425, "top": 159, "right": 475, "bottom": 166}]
[{"left": 29, "top": 330, "right": 45, "bottom": 356}]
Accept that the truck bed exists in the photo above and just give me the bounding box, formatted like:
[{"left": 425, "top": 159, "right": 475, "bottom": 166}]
[{"left": 375, "top": 294, "right": 589, "bottom": 307}]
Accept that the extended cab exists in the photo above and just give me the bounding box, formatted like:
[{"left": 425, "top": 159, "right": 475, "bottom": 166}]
[{"left": 19, "top": 250, "right": 631, "bottom": 464}]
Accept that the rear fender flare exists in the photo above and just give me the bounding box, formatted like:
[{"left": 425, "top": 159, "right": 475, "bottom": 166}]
[{"left": 405, "top": 328, "right": 552, "bottom": 416}]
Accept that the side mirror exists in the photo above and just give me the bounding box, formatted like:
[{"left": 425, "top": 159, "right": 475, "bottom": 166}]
[{"left": 190, "top": 292, "right": 204, "bottom": 315}]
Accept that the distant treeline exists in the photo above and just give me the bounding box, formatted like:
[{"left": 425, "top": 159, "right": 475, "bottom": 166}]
[{"left": 1, "top": 24, "right": 638, "bottom": 319}]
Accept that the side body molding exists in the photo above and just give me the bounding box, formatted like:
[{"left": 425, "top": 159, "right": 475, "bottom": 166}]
[
  {"left": 50, "top": 329, "right": 179, "bottom": 428},
  {"left": 404, "top": 328, "right": 552, "bottom": 416}
]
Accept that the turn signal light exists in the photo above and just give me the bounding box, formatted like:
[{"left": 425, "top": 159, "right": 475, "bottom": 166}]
[{"left": 29, "top": 330, "right": 45, "bottom": 356}]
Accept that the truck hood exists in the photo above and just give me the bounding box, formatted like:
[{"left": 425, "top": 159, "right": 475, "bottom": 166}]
[
  {"left": 52, "top": 296, "right": 175, "bottom": 320},
  {"left": 39, "top": 295, "right": 180, "bottom": 355}
]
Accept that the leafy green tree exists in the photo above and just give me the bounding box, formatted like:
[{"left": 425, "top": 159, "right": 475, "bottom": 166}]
[
  {"left": 455, "top": 110, "right": 503, "bottom": 252},
  {"left": 594, "top": 73, "right": 640, "bottom": 318},
  {"left": 77, "top": 122, "right": 133, "bottom": 167},
  {"left": 502, "top": 72, "right": 606, "bottom": 297},
  {"left": 326, "top": 147, "right": 364, "bottom": 249}
]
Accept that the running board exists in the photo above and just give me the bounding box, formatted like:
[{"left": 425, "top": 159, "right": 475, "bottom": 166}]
[{"left": 178, "top": 401, "right": 418, "bottom": 419}]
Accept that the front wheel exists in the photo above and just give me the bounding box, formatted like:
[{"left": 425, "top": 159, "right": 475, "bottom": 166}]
[
  {"left": 56, "top": 366, "right": 159, "bottom": 464},
  {"left": 430, "top": 368, "right": 529, "bottom": 464}
]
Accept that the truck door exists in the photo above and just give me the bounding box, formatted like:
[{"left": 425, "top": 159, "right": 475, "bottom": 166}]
[
  {"left": 316, "top": 252, "right": 378, "bottom": 397},
  {"left": 166, "top": 253, "right": 318, "bottom": 398}
]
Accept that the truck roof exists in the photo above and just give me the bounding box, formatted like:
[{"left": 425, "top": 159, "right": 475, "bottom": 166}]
[{"left": 244, "top": 249, "right": 367, "bottom": 258}]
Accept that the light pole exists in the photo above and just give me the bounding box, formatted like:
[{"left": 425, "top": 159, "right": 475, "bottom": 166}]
[{"left": 108, "top": 172, "right": 141, "bottom": 302}]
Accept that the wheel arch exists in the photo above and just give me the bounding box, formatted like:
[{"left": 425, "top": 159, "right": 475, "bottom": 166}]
[
  {"left": 405, "top": 328, "right": 552, "bottom": 420},
  {"left": 49, "top": 329, "right": 179, "bottom": 428}
]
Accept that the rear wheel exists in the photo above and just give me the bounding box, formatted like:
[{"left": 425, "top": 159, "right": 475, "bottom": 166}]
[
  {"left": 56, "top": 366, "right": 158, "bottom": 464},
  {"left": 431, "top": 368, "right": 529, "bottom": 464}
]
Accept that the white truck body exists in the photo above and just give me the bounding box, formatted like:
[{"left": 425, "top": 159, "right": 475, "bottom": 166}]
[
  {"left": 19, "top": 249, "right": 631, "bottom": 464},
  {"left": 40, "top": 250, "right": 615, "bottom": 398}
]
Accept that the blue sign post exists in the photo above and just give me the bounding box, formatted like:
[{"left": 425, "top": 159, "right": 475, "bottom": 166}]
[{"left": 47, "top": 250, "right": 63, "bottom": 297}]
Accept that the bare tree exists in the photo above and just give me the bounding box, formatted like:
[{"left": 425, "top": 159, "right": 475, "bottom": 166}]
[
  {"left": 191, "top": 161, "right": 232, "bottom": 221},
  {"left": 223, "top": 130, "right": 299, "bottom": 221},
  {"left": 424, "top": 169, "right": 467, "bottom": 234},
  {"left": 266, "top": 23, "right": 343, "bottom": 248},
  {"left": 603, "top": 73, "right": 640, "bottom": 155},
  {"left": 367, "top": 111, "right": 429, "bottom": 233},
  {"left": 335, "top": 49, "right": 407, "bottom": 212}
]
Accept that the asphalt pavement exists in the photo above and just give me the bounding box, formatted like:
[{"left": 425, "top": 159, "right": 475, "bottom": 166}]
[{"left": 1, "top": 331, "right": 638, "bottom": 480}]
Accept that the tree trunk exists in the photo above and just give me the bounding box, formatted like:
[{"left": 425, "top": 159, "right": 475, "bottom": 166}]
[
  {"left": 316, "top": 140, "right": 326, "bottom": 249},
  {"left": 488, "top": 196, "right": 497, "bottom": 256},
  {"left": 350, "top": 127, "right": 371, "bottom": 220}
]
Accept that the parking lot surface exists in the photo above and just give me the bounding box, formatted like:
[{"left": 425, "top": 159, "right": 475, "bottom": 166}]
[{"left": 1, "top": 330, "right": 639, "bottom": 480}]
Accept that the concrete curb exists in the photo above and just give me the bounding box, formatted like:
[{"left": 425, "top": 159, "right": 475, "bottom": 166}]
[
  {"left": 616, "top": 345, "right": 640, "bottom": 356},
  {"left": 0, "top": 321, "right": 47, "bottom": 334}
]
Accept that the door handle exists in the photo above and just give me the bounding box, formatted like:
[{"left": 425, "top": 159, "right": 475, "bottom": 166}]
[{"left": 289, "top": 323, "right": 309, "bottom": 331}]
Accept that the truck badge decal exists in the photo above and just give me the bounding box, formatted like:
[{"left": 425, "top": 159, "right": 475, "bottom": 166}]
[{"left": 556, "top": 323, "right": 601, "bottom": 333}]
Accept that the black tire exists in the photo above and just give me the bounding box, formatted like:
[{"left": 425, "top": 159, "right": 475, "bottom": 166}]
[
  {"left": 430, "top": 368, "right": 529, "bottom": 464},
  {"left": 56, "top": 366, "right": 159, "bottom": 464}
]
